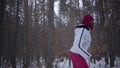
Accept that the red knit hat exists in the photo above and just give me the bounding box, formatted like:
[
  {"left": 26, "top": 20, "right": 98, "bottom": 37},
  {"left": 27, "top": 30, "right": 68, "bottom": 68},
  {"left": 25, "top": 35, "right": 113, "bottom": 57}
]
[{"left": 82, "top": 14, "right": 94, "bottom": 30}]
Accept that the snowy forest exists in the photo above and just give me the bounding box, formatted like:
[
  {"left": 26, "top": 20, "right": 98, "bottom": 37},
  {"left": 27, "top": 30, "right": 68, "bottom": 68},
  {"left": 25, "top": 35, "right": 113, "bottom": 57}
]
[{"left": 0, "top": 0, "right": 120, "bottom": 68}]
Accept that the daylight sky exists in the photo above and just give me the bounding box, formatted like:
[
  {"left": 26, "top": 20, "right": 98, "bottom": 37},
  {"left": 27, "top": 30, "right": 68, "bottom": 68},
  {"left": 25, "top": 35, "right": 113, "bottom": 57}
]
[{"left": 54, "top": 0, "right": 83, "bottom": 16}]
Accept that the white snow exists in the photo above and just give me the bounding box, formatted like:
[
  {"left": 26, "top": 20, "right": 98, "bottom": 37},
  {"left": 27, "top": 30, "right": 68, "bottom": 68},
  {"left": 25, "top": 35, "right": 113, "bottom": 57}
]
[
  {"left": 52, "top": 56, "right": 120, "bottom": 68},
  {"left": 1, "top": 56, "right": 120, "bottom": 68}
]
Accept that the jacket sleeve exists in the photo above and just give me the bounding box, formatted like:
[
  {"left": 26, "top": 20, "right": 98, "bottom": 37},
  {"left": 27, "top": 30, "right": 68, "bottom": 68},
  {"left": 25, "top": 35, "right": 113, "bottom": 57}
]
[{"left": 80, "top": 29, "right": 91, "bottom": 56}]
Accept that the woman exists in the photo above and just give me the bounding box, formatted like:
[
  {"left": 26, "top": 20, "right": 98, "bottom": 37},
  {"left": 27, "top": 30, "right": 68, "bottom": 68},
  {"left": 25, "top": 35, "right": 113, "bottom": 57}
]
[{"left": 70, "top": 14, "right": 94, "bottom": 68}]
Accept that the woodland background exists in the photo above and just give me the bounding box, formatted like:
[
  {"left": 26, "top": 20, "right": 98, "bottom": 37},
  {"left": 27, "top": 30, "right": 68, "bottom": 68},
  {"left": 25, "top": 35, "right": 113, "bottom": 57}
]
[{"left": 0, "top": 0, "right": 120, "bottom": 68}]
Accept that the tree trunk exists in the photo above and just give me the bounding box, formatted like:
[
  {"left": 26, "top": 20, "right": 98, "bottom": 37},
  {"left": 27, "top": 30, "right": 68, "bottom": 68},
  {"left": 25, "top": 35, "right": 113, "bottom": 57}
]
[
  {"left": 23, "top": 0, "right": 30, "bottom": 68},
  {"left": 0, "top": 0, "right": 6, "bottom": 66},
  {"left": 45, "top": 0, "right": 55, "bottom": 68}
]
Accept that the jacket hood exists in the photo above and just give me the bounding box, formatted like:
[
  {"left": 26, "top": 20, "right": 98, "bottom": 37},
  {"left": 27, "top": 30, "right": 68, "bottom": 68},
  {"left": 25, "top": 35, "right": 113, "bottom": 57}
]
[{"left": 82, "top": 14, "right": 94, "bottom": 30}]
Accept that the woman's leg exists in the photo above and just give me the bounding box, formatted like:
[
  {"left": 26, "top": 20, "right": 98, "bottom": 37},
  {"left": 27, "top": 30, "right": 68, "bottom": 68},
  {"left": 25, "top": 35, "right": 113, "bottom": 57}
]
[{"left": 70, "top": 52, "right": 89, "bottom": 68}]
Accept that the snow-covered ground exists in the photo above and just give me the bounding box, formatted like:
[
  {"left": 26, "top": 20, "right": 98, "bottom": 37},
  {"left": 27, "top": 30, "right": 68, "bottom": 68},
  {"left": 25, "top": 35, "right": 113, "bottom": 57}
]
[
  {"left": 1, "top": 56, "right": 120, "bottom": 68},
  {"left": 27, "top": 56, "right": 120, "bottom": 68},
  {"left": 52, "top": 56, "right": 120, "bottom": 68}
]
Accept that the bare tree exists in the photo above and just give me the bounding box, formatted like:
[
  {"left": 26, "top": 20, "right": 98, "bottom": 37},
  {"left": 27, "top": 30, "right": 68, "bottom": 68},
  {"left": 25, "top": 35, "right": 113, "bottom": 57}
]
[
  {"left": 0, "top": 0, "right": 6, "bottom": 66},
  {"left": 45, "top": 0, "right": 55, "bottom": 68}
]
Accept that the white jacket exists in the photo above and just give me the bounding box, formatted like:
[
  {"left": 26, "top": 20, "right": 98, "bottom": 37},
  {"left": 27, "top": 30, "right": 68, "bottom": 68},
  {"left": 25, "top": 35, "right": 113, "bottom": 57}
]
[{"left": 70, "top": 25, "right": 92, "bottom": 59}]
